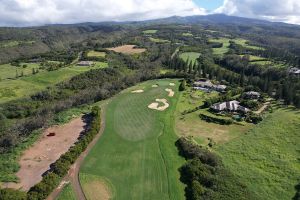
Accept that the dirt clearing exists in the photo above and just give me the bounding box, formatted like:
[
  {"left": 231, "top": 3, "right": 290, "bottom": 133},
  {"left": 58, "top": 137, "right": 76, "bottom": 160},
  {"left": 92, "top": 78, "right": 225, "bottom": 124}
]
[
  {"left": 165, "top": 88, "right": 174, "bottom": 97},
  {"left": 5, "top": 117, "right": 86, "bottom": 191},
  {"left": 107, "top": 45, "right": 146, "bottom": 55},
  {"left": 148, "top": 99, "right": 169, "bottom": 111},
  {"left": 131, "top": 90, "right": 144, "bottom": 93}
]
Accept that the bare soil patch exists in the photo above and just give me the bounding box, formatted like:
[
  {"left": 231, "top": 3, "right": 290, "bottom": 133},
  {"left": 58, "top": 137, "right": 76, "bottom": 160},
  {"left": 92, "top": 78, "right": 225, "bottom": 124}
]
[
  {"left": 148, "top": 99, "right": 169, "bottom": 111},
  {"left": 107, "top": 45, "right": 146, "bottom": 55},
  {"left": 165, "top": 88, "right": 175, "bottom": 97},
  {"left": 5, "top": 117, "right": 86, "bottom": 191},
  {"left": 131, "top": 89, "right": 144, "bottom": 93}
]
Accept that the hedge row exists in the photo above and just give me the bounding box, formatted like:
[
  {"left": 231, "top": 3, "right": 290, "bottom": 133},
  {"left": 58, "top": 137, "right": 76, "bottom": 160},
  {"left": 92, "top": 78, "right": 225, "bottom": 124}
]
[{"left": 199, "top": 113, "right": 233, "bottom": 125}]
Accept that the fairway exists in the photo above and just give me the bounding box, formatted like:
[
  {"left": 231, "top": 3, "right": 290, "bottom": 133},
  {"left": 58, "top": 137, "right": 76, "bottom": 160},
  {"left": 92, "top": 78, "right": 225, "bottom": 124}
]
[
  {"left": 179, "top": 52, "right": 200, "bottom": 65},
  {"left": 80, "top": 79, "right": 185, "bottom": 200}
]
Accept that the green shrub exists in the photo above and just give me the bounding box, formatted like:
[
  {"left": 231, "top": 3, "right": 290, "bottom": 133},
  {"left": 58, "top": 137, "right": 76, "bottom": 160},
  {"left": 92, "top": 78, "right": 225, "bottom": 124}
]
[{"left": 199, "top": 114, "right": 233, "bottom": 125}]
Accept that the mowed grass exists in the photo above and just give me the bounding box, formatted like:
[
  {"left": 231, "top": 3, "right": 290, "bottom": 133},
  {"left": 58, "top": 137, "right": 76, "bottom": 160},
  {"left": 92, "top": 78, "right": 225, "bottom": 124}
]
[
  {"left": 80, "top": 79, "right": 185, "bottom": 200},
  {"left": 175, "top": 88, "right": 253, "bottom": 145},
  {"left": 143, "top": 30, "right": 158, "bottom": 34},
  {"left": 234, "top": 38, "right": 263, "bottom": 50},
  {"left": 179, "top": 52, "right": 200, "bottom": 65},
  {"left": 217, "top": 108, "right": 300, "bottom": 200},
  {"left": 87, "top": 50, "right": 106, "bottom": 58},
  {"left": 149, "top": 37, "right": 170, "bottom": 43},
  {"left": 56, "top": 183, "right": 76, "bottom": 200},
  {"left": 0, "top": 63, "right": 108, "bottom": 103}
]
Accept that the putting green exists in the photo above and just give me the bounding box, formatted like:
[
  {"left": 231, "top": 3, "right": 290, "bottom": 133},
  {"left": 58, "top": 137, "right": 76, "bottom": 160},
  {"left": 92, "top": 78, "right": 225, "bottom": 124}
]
[{"left": 80, "top": 79, "right": 185, "bottom": 200}]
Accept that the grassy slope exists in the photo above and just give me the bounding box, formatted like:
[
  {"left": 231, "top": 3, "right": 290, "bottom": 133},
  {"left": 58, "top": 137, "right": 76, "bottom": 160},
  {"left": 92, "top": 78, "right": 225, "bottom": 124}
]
[
  {"left": 56, "top": 183, "right": 76, "bottom": 200},
  {"left": 0, "top": 63, "right": 107, "bottom": 103},
  {"left": 216, "top": 108, "right": 300, "bottom": 200},
  {"left": 80, "top": 79, "right": 185, "bottom": 200},
  {"left": 87, "top": 50, "right": 106, "bottom": 57},
  {"left": 179, "top": 52, "right": 201, "bottom": 65},
  {"left": 0, "top": 63, "right": 40, "bottom": 80}
]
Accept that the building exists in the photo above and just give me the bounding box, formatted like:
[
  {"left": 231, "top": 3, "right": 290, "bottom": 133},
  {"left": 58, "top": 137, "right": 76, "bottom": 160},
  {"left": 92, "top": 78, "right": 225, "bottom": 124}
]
[
  {"left": 244, "top": 91, "right": 261, "bottom": 99},
  {"left": 193, "top": 80, "right": 227, "bottom": 92},
  {"left": 77, "top": 61, "right": 94, "bottom": 66},
  {"left": 211, "top": 100, "right": 250, "bottom": 113},
  {"left": 288, "top": 67, "right": 300, "bottom": 75}
]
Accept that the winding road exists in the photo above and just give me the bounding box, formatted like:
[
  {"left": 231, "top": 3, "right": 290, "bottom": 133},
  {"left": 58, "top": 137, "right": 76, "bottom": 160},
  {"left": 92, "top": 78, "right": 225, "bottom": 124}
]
[{"left": 47, "top": 102, "right": 109, "bottom": 200}]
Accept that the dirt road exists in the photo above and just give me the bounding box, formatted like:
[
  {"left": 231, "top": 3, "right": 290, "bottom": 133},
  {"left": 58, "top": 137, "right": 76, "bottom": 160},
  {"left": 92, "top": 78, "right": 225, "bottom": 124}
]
[{"left": 47, "top": 103, "right": 108, "bottom": 200}]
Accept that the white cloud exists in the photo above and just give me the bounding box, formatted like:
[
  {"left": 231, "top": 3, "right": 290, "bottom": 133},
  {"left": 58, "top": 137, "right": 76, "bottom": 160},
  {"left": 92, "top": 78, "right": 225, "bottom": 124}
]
[
  {"left": 0, "top": 0, "right": 206, "bottom": 26},
  {"left": 215, "top": 0, "right": 300, "bottom": 24}
]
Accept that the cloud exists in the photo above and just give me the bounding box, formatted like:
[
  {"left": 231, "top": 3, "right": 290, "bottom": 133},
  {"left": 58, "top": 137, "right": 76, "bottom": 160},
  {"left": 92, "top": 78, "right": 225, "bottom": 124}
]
[
  {"left": 215, "top": 0, "right": 300, "bottom": 24},
  {"left": 0, "top": 0, "right": 206, "bottom": 26}
]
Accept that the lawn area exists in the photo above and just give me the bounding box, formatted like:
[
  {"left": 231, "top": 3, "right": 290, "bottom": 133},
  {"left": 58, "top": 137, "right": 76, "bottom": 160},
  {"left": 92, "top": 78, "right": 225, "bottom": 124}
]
[
  {"left": 56, "top": 183, "right": 76, "bottom": 200},
  {"left": 179, "top": 52, "right": 201, "bottom": 65},
  {"left": 216, "top": 108, "right": 300, "bottom": 200},
  {"left": 80, "top": 79, "right": 185, "bottom": 200},
  {"left": 175, "top": 88, "right": 253, "bottom": 145},
  {"left": 0, "top": 63, "right": 41, "bottom": 80},
  {"left": 149, "top": 37, "right": 170, "bottom": 43},
  {"left": 143, "top": 30, "right": 158, "bottom": 34},
  {"left": 0, "top": 63, "right": 108, "bottom": 103},
  {"left": 87, "top": 50, "right": 106, "bottom": 58}
]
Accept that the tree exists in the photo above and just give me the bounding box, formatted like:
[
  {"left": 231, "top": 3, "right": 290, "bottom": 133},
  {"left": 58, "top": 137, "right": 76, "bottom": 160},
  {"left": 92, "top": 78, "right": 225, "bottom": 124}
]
[{"left": 179, "top": 80, "right": 186, "bottom": 91}]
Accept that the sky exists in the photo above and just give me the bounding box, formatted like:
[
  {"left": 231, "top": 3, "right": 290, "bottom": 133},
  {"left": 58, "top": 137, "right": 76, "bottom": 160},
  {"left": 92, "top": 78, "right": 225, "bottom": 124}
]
[{"left": 0, "top": 0, "right": 300, "bottom": 26}]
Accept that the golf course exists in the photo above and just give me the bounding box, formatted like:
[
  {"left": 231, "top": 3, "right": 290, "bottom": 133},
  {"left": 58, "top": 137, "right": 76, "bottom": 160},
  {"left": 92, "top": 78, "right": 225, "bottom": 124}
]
[{"left": 80, "top": 79, "right": 185, "bottom": 200}]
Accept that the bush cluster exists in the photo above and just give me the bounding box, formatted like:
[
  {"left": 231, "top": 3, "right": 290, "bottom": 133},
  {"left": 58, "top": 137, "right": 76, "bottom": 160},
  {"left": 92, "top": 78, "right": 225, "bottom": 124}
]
[{"left": 199, "top": 113, "right": 233, "bottom": 125}]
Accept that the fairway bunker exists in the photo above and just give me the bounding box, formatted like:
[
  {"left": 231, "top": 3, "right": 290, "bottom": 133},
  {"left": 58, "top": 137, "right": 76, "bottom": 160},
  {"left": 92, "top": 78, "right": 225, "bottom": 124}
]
[
  {"left": 152, "top": 84, "right": 159, "bottom": 88},
  {"left": 165, "top": 88, "right": 175, "bottom": 97},
  {"left": 148, "top": 99, "right": 169, "bottom": 111},
  {"left": 131, "top": 90, "right": 144, "bottom": 93},
  {"left": 169, "top": 83, "right": 175, "bottom": 86}
]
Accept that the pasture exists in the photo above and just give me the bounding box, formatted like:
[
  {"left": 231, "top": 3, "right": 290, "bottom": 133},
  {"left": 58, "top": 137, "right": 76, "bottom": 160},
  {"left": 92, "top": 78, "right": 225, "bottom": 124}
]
[
  {"left": 87, "top": 50, "right": 106, "bottom": 58},
  {"left": 179, "top": 52, "right": 200, "bottom": 65},
  {"left": 217, "top": 108, "right": 300, "bottom": 200},
  {"left": 0, "top": 63, "right": 40, "bottom": 80},
  {"left": 80, "top": 79, "right": 185, "bottom": 200},
  {"left": 0, "top": 63, "right": 108, "bottom": 103},
  {"left": 107, "top": 45, "right": 146, "bottom": 55}
]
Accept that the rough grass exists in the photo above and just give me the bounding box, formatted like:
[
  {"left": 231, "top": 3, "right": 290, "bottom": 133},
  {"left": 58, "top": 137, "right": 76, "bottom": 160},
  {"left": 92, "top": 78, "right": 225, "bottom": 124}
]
[
  {"left": 80, "top": 79, "right": 185, "bottom": 200},
  {"left": 0, "top": 63, "right": 108, "bottom": 103},
  {"left": 0, "top": 40, "right": 35, "bottom": 48},
  {"left": 143, "top": 30, "right": 158, "bottom": 34},
  {"left": 175, "top": 88, "right": 253, "bottom": 145},
  {"left": 0, "top": 63, "right": 41, "bottom": 80},
  {"left": 87, "top": 51, "right": 106, "bottom": 58},
  {"left": 179, "top": 52, "right": 201, "bottom": 65},
  {"left": 56, "top": 183, "right": 76, "bottom": 200},
  {"left": 217, "top": 108, "right": 300, "bottom": 200}
]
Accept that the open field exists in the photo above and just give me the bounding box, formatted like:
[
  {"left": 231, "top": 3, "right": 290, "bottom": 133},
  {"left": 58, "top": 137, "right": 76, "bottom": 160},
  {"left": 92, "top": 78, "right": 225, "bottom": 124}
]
[
  {"left": 179, "top": 52, "right": 200, "bottom": 65},
  {"left": 217, "top": 108, "right": 300, "bottom": 200},
  {"left": 87, "top": 50, "right": 106, "bottom": 58},
  {"left": 0, "top": 63, "right": 41, "bottom": 80},
  {"left": 56, "top": 183, "right": 76, "bottom": 200},
  {"left": 175, "top": 88, "right": 253, "bottom": 145},
  {"left": 0, "top": 40, "right": 35, "bottom": 48},
  {"left": 0, "top": 63, "right": 108, "bottom": 103},
  {"left": 143, "top": 30, "right": 157, "bottom": 34},
  {"left": 80, "top": 79, "right": 185, "bottom": 200},
  {"left": 149, "top": 37, "right": 170, "bottom": 43},
  {"left": 107, "top": 45, "right": 146, "bottom": 55},
  {"left": 3, "top": 117, "right": 86, "bottom": 191}
]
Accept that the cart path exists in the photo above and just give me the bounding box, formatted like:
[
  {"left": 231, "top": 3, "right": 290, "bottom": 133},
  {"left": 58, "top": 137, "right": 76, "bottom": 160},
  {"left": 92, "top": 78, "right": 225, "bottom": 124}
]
[{"left": 47, "top": 102, "right": 109, "bottom": 200}]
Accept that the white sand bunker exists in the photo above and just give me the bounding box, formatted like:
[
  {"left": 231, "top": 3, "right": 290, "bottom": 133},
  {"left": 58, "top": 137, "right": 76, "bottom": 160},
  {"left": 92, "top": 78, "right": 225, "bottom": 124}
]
[
  {"left": 169, "top": 83, "right": 175, "bottom": 86},
  {"left": 152, "top": 84, "right": 159, "bottom": 88},
  {"left": 148, "top": 99, "right": 169, "bottom": 111},
  {"left": 131, "top": 90, "right": 144, "bottom": 93},
  {"left": 165, "top": 88, "right": 175, "bottom": 97}
]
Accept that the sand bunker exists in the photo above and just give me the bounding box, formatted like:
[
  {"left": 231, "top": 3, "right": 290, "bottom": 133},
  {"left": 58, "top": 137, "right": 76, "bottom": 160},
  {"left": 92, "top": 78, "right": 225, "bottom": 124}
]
[
  {"left": 131, "top": 90, "right": 144, "bottom": 93},
  {"left": 169, "top": 83, "right": 175, "bottom": 86},
  {"left": 165, "top": 88, "right": 175, "bottom": 97},
  {"left": 148, "top": 99, "right": 169, "bottom": 111},
  {"left": 152, "top": 84, "right": 159, "bottom": 88},
  {"left": 4, "top": 117, "right": 86, "bottom": 191}
]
